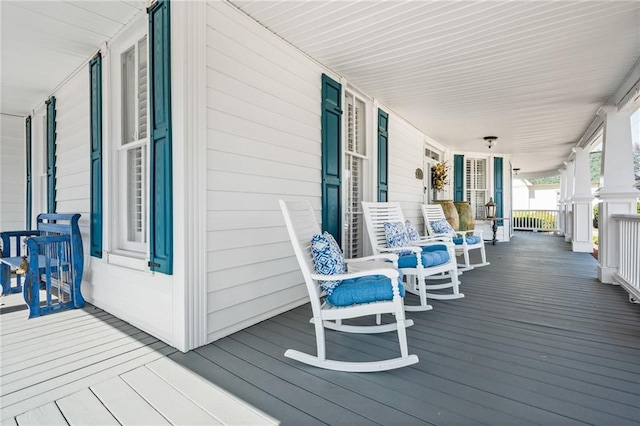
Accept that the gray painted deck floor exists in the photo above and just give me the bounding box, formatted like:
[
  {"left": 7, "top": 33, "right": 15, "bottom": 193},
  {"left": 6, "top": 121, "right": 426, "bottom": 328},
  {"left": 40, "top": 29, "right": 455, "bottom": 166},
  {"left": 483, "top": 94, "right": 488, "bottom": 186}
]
[
  {"left": 2, "top": 232, "right": 638, "bottom": 425},
  {"left": 170, "top": 232, "right": 640, "bottom": 426}
]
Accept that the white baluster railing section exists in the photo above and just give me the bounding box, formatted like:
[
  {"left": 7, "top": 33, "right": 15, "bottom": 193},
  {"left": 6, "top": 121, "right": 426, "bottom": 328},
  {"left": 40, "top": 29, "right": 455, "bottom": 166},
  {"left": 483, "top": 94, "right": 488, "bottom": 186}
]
[
  {"left": 613, "top": 214, "right": 640, "bottom": 303},
  {"left": 513, "top": 210, "right": 560, "bottom": 232}
]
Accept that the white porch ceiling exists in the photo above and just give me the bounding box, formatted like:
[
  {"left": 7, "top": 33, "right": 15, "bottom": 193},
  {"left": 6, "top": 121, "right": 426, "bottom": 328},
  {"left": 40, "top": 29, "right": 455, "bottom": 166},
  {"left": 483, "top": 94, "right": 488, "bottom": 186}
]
[
  {"left": 0, "top": 0, "right": 145, "bottom": 117},
  {"left": 230, "top": 0, "right": 640, "bottom": 177}
]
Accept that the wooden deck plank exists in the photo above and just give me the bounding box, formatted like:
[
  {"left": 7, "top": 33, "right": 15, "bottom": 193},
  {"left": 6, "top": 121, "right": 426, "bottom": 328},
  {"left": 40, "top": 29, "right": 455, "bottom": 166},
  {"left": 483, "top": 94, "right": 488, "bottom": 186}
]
[
  {"left": 213, "top": 335, "right": 432, "bottom": 425},
  {"left": 1, "top": 334, "right": 159, "bottom": 394},
  {"left": 169, "top": 351, "right": 319, "bottom": 425},
  {"left": 1, "top": 322, "right": 143, "bottom": 373},
  {"left": 121, "top": 366, "right": 224, "bottom": 425},
  {"left": 267, "top": 310, "right": 578, "bottom": 426},
  {"left": 230, "top": 327, "right": 530, "bottom": 426},
  {"left": 0, "top": 417, "right": 18, "bottom": 426},
  {"left": 90, "top": 377, "right": 171, "bottom": 426},
  {"left": 14, "top": 402, "right": 67, "bottom": 426},
  {"left": 194, "top": 344, "right": 373, "bottom": 425},
  {"left": 168, "top": 232, "right": 640, "bottom": 426},
  {"left": 56, "top": 388, "right": 119, "bottom": 426},
  {"left": 145, "top": 357, "right": 279, "bottom": 425},
  {"left": 1, "top": 308, "right": 111, "bottom": 337},
  {"left": 0, "top": 342, "right": 175, "bottom": 421}
]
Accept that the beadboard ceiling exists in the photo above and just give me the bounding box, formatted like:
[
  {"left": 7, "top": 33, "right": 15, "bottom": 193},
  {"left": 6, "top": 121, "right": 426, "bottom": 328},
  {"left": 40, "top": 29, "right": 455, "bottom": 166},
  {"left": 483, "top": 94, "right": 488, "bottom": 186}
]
[
  {"left": 1, "top": 1, "right": 638, "bottom": 177},
  {"left": 0, "top": 0, "right": 145, "bottom": 117},
  {"left": 230, "top": 0, "right": 640, "bottom": 177}
]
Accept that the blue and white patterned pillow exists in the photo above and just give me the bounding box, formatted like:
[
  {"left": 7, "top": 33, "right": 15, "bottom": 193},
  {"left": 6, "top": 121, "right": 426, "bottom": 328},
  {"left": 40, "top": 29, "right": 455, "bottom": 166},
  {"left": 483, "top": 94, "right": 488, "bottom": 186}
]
[
  {"left": 383, "top": 221, "right": 410, "bottom": 252},
  {"left": 405, "top": 220, "right": 420, "bottom": 241},
  {"left": 310, "top": 232, "right": 345, "bottom": 294},
  {"left": 429, "top": 219, "right": 456, "bottom": 237}
]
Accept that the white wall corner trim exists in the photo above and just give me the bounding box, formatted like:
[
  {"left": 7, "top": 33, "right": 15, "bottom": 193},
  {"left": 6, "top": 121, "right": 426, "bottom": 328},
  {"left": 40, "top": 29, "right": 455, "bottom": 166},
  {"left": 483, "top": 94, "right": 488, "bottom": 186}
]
[{"left": 171, "top": 0, "right": 208, "bottom": 352}]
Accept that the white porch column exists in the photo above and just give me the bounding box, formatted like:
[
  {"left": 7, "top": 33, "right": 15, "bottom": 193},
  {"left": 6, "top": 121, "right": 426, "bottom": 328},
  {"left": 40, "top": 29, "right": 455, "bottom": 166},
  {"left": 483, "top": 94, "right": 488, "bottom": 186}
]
[
  {"left": 596, "top": 106, "right": 640, "bottom": 283},
  {"left": 557, "top": 168, "right": 567, "bottom": 236},
  {"left": 571, "top": 148, "right": 593, "bottom": 252},
  {"left": 564, "top": 160, "right": 575, "bottom": 242}
]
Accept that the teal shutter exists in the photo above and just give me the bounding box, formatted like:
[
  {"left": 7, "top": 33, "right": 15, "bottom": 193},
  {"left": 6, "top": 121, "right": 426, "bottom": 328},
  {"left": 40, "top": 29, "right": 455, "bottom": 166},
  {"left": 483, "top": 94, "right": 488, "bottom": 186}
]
[
  {"left": 377, "top": 109, "right": 389, "bottom": 202},
  {"left": 89, "top": 53, "right": 103, "bottom": 258},
  {"left": 25, "top": 116, "right": 32, "bottom": 229},
  {"left": 321, "top": 74, "right": 342, "bottom": 246},
  {"left": 148, "top": 0, "right": 173, "bottom": 274},
  {"left": 453, "top": 154, "right": 464, "bottom": 202},
  {"left": 494, "top": 157, "right": 504, "bottom": 225},
  {"left": 45, "top": 97, "right": 57, "bottom": 213}
]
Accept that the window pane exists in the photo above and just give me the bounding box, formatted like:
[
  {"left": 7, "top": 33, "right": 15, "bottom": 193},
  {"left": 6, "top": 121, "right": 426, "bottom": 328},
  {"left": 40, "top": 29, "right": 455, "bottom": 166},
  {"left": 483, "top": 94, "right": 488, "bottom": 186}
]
[
  {"left": 355, "top": 98, "right": 366, "bottom": 155},
  {"left": 127, "top": 147, "right": 145, "bottom": 243},
  {"left": 345, "top": 155, "right": 364, "bottom": 258},
  {"left": 121, "top": 47, "right": 136, "bottom": 144},
  {"left": 138, "top": 36, "right": 148, "bottom": 140}
]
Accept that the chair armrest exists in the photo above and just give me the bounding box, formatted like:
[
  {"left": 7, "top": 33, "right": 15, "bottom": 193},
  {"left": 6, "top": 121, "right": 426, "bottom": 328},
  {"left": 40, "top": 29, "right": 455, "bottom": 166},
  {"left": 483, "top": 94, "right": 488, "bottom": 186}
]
[
  {"left": 431, "top": 233, "right": 454, "bottom": 240},
  {"left": 345, "top": 253, "right": 399, "bottom": 264},
  {"left": 378, "top": 246, "right": 422, "bottom": 255},
  {"left": 409, "top": 239, "right": 455, "bottom": 249},
  {"left": 311, "top": 268, "right": 401, "bottom": 281},
  {"left": 1, "top": 231, "right": 42, "bottom": 257},
  {"left": 456, "top": 229, "right": 484, "bottom": 238}
]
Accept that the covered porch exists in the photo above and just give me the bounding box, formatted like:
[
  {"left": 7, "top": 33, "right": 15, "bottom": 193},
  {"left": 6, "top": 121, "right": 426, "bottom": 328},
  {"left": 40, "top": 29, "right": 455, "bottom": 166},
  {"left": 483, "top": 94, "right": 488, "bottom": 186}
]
[{"left": 3, "top": 231, "right": 639, "bottom": 424}]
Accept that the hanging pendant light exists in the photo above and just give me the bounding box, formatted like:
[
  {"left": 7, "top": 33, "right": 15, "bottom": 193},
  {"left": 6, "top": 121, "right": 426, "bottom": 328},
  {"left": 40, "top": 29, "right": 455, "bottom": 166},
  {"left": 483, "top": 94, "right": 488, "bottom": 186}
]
[{"left": 483, "top": 136, "right": 498, "bottom": 149}]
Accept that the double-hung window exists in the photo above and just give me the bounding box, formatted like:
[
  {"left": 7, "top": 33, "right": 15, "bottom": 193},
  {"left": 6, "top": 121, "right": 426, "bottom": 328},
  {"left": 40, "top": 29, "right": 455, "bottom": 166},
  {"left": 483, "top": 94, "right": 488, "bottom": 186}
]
[
  {"left": 343, "top": 91, "right": 368, "bottom": 258},
  {"left": 465, "top": 157, "right": 488, "bottom": 218},
  {"left": 112, "top": 25, "right": 149, "bottom": 255}
]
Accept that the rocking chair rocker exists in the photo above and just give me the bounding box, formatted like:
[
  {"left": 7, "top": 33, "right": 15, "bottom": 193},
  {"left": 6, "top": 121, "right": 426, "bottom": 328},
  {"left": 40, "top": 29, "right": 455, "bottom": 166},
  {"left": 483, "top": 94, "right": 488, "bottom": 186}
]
[{"left": 279, "top": 199, "right": 418, "bottom": 372}]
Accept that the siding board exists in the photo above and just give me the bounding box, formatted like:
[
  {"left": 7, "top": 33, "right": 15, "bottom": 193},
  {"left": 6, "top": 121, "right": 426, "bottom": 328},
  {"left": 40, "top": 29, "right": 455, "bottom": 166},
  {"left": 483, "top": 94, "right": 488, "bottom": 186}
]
[
  {"left": 206, "top": 111, "right": 319, "bottom": 154},
  {"left": 0, "top": 115, "right": 25, "bottom": 231},
  {"left": 205, "top": 1, "right": 327, "bottom": 343}
]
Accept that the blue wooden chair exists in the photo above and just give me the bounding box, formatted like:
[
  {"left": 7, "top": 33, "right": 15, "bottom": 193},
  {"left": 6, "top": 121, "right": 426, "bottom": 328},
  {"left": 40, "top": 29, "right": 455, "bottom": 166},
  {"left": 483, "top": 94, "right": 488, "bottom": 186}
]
[{"left": 0, "top": 214, "right": 85, "bottom": 317}]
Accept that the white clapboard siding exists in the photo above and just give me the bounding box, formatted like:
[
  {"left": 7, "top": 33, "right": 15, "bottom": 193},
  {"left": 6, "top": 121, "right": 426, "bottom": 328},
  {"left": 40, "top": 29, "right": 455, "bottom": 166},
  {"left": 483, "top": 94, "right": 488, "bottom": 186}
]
[
  {"left": 52, "top": 67, "right": 90, "bottom": 240},
  {"left": 0, "top": 115, "right": 25, "bottom": 231},
  {"left": 388, "top": 111, "right": 428, "bottom": 227},
  {"left": 205, "top": 2, "right": 329, "bottom": 342}
]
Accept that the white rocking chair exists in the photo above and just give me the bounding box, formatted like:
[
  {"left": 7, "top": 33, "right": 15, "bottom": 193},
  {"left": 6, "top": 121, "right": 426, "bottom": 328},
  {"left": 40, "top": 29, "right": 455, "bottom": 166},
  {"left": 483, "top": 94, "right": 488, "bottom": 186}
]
[
  {"left": 422, "top": 204, "right": 489, "bottom": 271},
  {"left": 279, "top": 199, "right": 418, "bottom": 372},
  {"left": 361, "top": 202, "right": 463, "bottom": 312}
]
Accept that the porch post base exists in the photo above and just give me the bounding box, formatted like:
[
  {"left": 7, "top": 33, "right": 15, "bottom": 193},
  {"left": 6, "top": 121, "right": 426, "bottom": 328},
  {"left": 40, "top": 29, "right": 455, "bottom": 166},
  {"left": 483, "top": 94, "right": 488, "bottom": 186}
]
[
  {"left": 597, "top": 265, "right": 618, "bottom": 284},
  {"left": 571, "top": 240, "right": 593, "bottom": 253}
]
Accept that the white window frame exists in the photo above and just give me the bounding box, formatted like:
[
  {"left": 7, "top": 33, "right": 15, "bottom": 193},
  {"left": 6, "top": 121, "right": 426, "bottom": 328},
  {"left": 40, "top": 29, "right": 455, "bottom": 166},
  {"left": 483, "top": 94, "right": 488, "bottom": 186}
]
[
  {"left": 342, "top": 89, "right": 371, "bottom": 258},
  {"left": 465, "top": 156, "right": 489, "bottom": 219},
  {"left": 424, "top": 144, "right": 443, "bottom": 204},
  {"left": 108, "top": 16, "right": 150, "bottom": 260}
]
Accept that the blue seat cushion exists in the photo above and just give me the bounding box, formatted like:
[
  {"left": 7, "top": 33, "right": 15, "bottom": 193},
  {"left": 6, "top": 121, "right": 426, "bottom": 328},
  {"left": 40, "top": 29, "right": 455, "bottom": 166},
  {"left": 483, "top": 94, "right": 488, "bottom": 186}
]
[
  {"left": 326, "top": 275, "right": 405, "bottom": 307},
  {"left": 397, "top": 250, "right": 450, "bottom": 268},
  {"left": 453, "top": 235, "right": 481, "bottom": 245}
]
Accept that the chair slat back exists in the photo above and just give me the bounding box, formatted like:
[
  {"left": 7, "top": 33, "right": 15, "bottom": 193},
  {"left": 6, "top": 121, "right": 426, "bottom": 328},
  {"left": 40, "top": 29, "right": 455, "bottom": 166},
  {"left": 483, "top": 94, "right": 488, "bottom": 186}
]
[
  {"left": 279, "top": 200, "right": 323, "bottom": 301},
  {"left": 361, "top": 202, "right": 407, "bottom": 254},
  {"left": 422, "top": 204, "right": 447, "bottom": 236}
]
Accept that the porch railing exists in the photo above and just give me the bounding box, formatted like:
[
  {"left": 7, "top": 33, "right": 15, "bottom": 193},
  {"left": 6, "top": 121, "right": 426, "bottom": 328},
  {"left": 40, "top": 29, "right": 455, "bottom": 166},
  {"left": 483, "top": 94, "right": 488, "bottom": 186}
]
[
  {"left": 613, "top": 214, "right": 640, "bottom": 302},
  {"left": 513, "top": 210, "right": 560, "bottom": 232}
]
